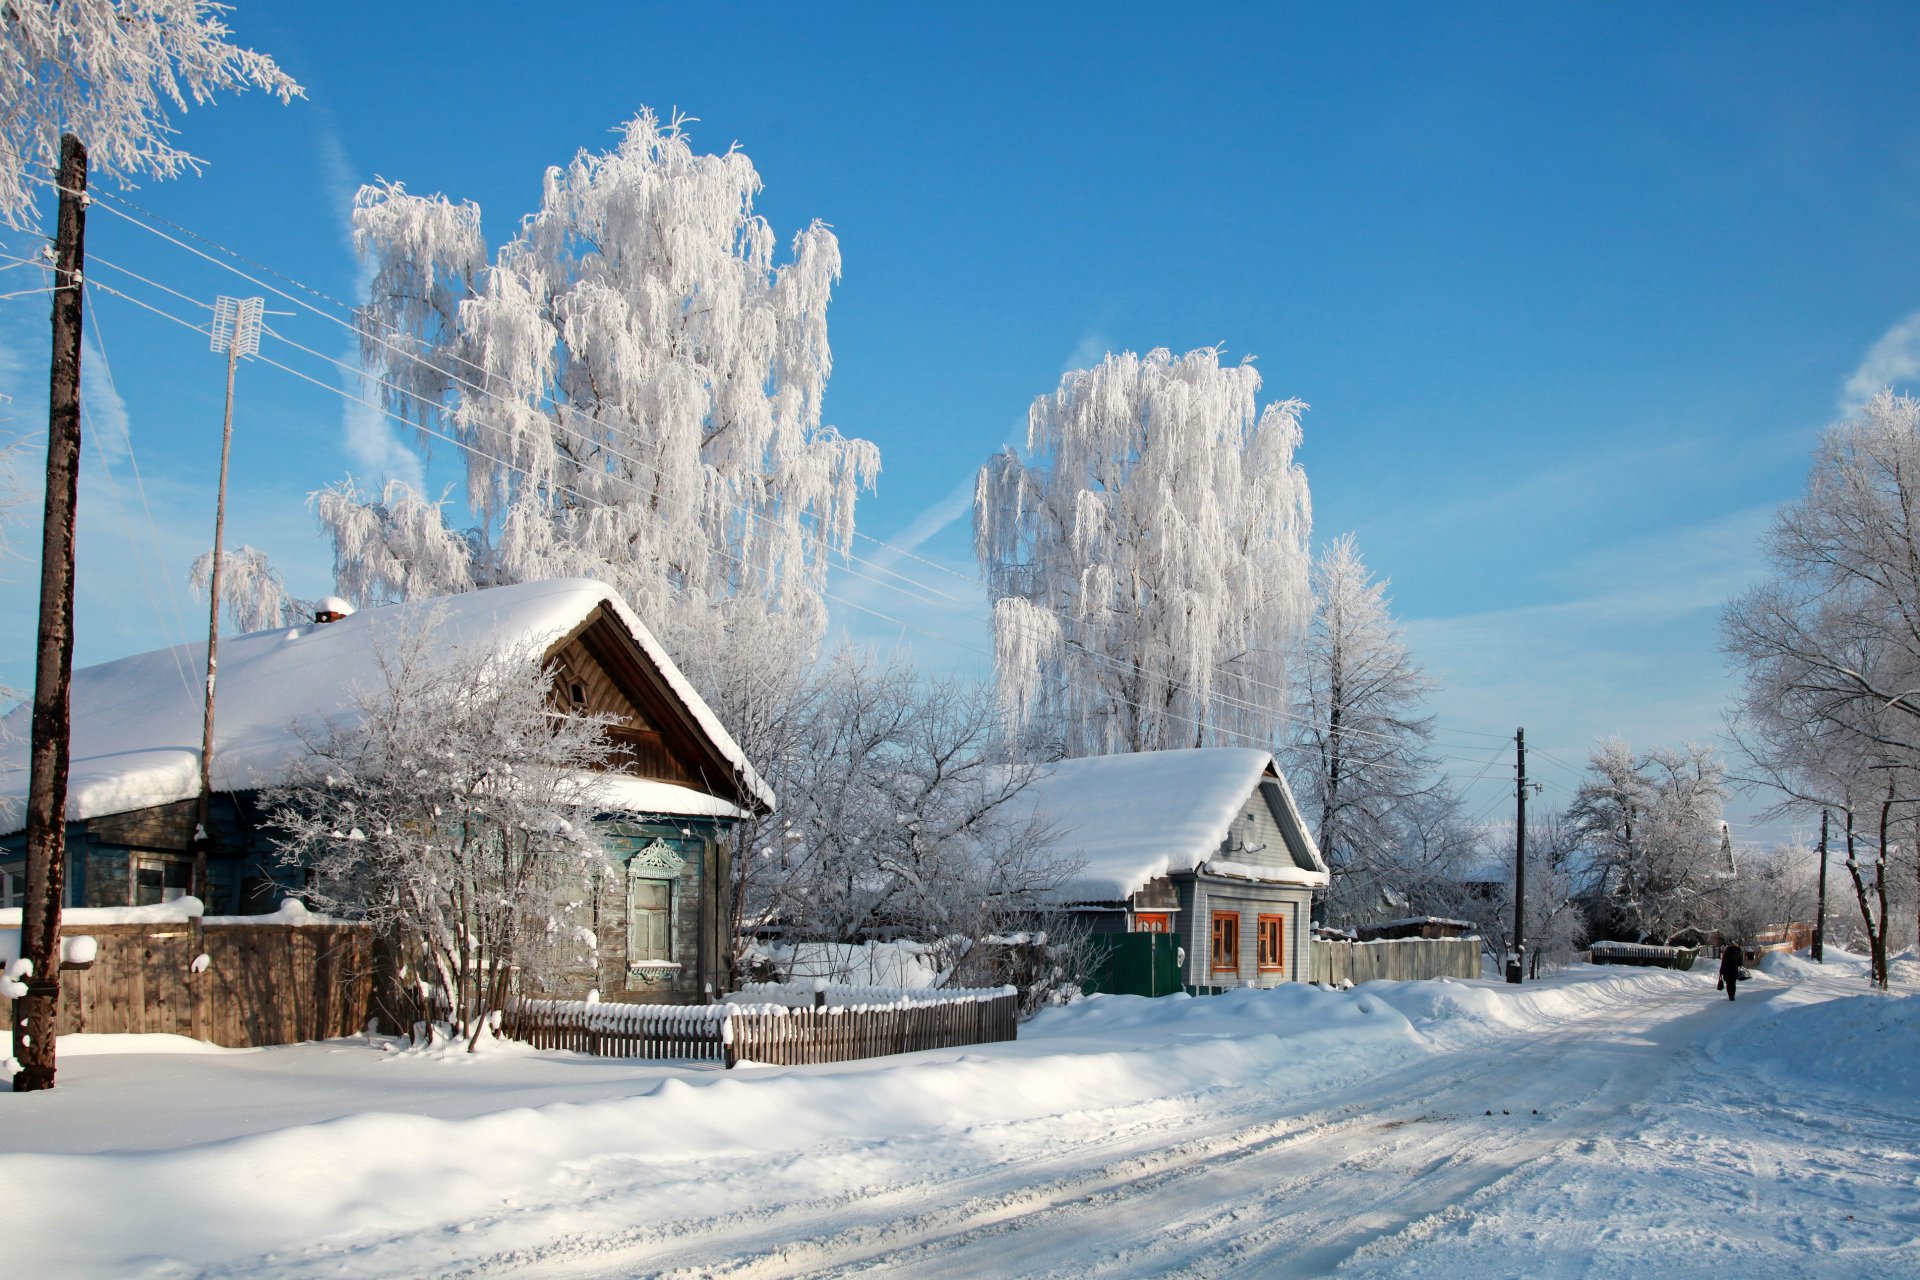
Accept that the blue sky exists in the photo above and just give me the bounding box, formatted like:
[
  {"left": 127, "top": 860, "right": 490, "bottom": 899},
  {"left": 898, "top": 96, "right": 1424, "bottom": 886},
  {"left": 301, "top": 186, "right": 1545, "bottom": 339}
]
[{"left": 5, "top": 2, "right": 1920, "bottom": 837}]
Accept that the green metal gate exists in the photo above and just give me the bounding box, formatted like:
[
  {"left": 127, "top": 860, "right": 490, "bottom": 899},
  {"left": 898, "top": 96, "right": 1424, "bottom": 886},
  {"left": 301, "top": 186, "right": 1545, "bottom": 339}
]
[{"left": 1085, "top": 932, "right": 1183, "bottom": 997}]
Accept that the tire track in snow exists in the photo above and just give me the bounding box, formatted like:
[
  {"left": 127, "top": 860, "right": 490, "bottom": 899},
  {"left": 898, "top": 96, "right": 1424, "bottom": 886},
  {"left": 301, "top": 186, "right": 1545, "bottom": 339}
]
[{"left": 687, "top": 983, "right": 1730, "bottom": 1280}]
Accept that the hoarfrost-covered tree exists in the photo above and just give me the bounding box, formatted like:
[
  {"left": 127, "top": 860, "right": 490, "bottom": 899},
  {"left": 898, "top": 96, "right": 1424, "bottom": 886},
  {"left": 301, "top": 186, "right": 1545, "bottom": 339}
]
[
  {"left": 1285, "top": 534, "right": 1445, "bottom": 921},
  {"left": 1723, "top": 390, "right": 1920, "bottom": 985},
  {"left": 320, "top": 111, "right": 878, "bottom": 710},
  {"left": 189, "top": 543, "right": 312, "bottom": 632},
  {"left": 267, "top": 613, "right": 613, "bottom": 1050},
  {"left": 1568, "top": 739, "right": 1731, "bottom": 944},
  {"left": 976, "top": 347, "right": 1312, "bottom": 756},
  {"left": 733, "top": 649, "right": 1074, "bottom": 987},
  {"left": 0, "top": 0, "right": 301, "bottom": 226}
]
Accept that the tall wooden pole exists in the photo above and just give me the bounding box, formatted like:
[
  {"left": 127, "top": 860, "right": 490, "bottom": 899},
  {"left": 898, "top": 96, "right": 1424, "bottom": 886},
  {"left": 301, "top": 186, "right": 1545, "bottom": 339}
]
[
  {"left": 195, "top": 336, "right": 241, "bottom": 897},
  {"left": 12, "top": 135, "right": 88, "bottom": 1093},
  {"left": 1508, "top": 726, "right": 1526, "bottom": 984},
  {"left": 1813, "top": 808, "right": 1828, "bottom": 962}
]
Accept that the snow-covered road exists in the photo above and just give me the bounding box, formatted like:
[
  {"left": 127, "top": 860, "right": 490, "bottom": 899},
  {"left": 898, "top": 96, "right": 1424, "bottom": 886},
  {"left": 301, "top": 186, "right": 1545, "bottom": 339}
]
[
  {"left": 521, "top": 969, "right": 1907, "bottom": 1279},
  {"left": 5, "top": 956, "right": 1915, "bottom": 1277}
]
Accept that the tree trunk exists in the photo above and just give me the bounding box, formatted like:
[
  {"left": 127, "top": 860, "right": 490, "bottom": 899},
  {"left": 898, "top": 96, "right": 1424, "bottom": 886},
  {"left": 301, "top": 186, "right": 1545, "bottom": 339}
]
[{"left": 11, "top": 135, "right": 88, "bottom": 1093}]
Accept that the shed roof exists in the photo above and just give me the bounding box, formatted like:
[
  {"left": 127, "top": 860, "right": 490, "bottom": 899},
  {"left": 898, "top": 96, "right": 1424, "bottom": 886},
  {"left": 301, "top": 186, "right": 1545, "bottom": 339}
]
[
  {"left": 1015, "top": 748, "right": 1328, "bottom": 903},
  {"left": 0, "top": 578, "right": 773, "bottom": 833}
]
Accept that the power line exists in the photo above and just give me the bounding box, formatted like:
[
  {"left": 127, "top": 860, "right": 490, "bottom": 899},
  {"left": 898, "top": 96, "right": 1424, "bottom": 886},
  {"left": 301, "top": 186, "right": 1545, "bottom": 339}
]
[
  {"left": 81, "top": 196, "right": 1536, "bottom": 748},
  {"left": 78, "top": 221, "right": 1548, "bottom": 768}
]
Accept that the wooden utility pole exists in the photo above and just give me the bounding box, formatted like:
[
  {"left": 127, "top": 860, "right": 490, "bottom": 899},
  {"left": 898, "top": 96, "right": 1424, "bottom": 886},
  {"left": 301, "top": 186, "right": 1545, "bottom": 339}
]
[
  {"left": 12, "top": 134, "right": 88, "bottom": 1093},
  {"left": 1508, "top": 726, "right": 1526, "bottom": 984},
  {"left": 195, "top": 295, "right": 262, "bottom": 897},
  {"left": 1813, "top": 808, "right": 1828, "bottom": 962}
]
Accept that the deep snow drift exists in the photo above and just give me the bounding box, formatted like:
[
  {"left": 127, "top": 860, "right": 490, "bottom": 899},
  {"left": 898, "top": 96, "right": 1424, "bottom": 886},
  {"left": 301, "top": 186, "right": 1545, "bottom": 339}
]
[{"left": 3, "top": 954, "right": 1913, "bottom": 1277}]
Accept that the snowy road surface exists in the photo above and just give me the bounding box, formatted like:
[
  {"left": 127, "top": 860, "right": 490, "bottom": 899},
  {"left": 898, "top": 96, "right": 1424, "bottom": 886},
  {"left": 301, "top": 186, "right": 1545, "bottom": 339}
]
[{"left": 4, "top": 955, "right": 1916, "bottom": 1277}]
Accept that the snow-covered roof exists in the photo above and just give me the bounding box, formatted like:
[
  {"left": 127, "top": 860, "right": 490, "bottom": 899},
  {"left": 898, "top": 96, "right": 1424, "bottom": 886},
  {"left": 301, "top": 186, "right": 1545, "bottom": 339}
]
[
  {"left": 1014, "top": 748, "right": 1328, "bottom": 903},
  {"left": 0, "top": 578, "right": 773, "bottom": 834}
]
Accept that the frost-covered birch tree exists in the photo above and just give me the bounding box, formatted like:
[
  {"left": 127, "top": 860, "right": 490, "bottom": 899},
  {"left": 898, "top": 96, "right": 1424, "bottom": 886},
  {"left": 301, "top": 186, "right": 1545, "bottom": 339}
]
[
  {"left": 0, "top": 0, "right": 301, "bottom": 227},
  {"left": 976, "top": 347, "right": 1312, "bottom": 756},
  {"left": 317, "top": 111, "right": 878, "bottom": 711},
  {"left": 1285, "top": 534, "right": 1445, "bottom": 920},
  {"left": 189, "top": 544, "right": 312, "bottom": 632},
  {"left": 1722, "top": 390, "right": 1920, "bottom": 984},
  {"left": 267, "top": 613, "right": 613, "bottom": 1049}
]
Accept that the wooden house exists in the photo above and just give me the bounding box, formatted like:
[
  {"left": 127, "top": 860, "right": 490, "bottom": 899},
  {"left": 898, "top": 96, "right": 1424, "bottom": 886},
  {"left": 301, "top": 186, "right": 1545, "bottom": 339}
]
[
  {"left": 1019, "top": 749, "right": 1329, "bottom": 990},
  {"left": 0, "top": 579, "right": 773, "bottom": 1005}
]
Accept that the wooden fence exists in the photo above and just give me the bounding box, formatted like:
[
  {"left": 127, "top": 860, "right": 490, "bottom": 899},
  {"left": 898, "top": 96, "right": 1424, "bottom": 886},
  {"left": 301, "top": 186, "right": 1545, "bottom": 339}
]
[
  {"left": 1311, "top": 937, "right": 1481, "bottom": 986},
  {"left": 501, "top": 990, "right": 1020, "bottom": 1068},
  {"left": 0, "top": 919, "right": 372, "bottom": 1047}
]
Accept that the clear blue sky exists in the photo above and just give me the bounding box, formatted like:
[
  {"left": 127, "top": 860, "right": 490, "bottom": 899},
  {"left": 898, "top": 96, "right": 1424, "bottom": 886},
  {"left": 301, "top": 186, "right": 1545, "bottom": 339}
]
[{"left": 4, "top": 1, "right": 1920, "bottom": 836}]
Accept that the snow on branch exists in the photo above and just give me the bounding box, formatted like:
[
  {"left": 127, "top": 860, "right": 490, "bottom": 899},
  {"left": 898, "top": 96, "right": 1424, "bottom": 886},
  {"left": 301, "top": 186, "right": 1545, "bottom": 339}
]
[{"left": 0, "top": 1, "right": 303, "bottom": 227}]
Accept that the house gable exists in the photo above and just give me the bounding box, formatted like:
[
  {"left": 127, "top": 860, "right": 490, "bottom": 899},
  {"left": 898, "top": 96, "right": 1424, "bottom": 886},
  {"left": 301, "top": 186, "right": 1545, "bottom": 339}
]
[{"left": 544, "top": 605, "right": 764, "bottom": 816}]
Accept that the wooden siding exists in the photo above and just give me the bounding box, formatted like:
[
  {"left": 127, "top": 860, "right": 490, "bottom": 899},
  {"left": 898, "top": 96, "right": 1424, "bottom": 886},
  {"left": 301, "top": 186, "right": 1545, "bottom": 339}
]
[
  {"left": 1180, "top": 877, "right": 1312, "bottom": 990},
  {"left": 548, "top": 607, "right": 762, "bottom": 814}
]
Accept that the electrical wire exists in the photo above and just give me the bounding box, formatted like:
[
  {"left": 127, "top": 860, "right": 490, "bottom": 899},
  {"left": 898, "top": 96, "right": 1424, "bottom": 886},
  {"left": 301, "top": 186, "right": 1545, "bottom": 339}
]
[{"left": 77, "top": 215, "right": 1554, "bottom": 773}]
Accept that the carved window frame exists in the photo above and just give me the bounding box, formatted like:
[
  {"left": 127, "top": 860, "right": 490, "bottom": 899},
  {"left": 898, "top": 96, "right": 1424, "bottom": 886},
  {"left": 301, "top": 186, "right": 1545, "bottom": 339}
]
[{"left": 623, "top": 837, "right": 685, "bottom": 979}]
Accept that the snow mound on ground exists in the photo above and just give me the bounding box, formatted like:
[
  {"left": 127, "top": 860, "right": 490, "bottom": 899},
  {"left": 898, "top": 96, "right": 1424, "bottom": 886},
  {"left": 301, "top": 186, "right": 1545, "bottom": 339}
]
[
  {"left": 0, "top": 1032, "right": 244, "bottom": 1059},
  {"left": 1027, "top": 983, "right": 1413, "bottom": 1040},
  {"left": 1758, "top": 950, "right": 1823, "bottom": 978},
  {"left": 1715, "top": 993, "right": 1920, "bottom": 1113}
]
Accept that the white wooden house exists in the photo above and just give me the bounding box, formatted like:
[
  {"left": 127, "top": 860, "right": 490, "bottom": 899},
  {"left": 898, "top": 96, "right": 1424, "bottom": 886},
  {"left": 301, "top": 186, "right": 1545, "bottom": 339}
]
[
  {"left": 0, "top": 579, "right": 772, "bottom": 1005},
  {"left": 1019, "top": 748, "right": 1329, "bottom": 989}
]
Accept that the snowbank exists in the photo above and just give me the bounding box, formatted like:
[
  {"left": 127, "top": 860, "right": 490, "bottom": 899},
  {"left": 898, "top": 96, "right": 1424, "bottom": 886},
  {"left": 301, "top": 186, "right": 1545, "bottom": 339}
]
[{"left": 1713, "top": 990, "right": 1920, "bottom": 1112}]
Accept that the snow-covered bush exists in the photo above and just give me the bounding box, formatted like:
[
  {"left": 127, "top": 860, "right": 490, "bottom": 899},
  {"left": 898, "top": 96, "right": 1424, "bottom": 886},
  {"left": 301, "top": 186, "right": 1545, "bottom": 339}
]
[{"left": 266, "top": 609, "right": 613, "bottom": 1050}]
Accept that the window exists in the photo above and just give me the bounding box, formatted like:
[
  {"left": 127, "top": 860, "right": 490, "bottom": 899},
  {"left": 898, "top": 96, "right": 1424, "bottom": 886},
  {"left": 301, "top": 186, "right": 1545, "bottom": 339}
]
[
  {"left": 0, "top": 869, "right": 20, "bottom": 909},
  {"left": 1135, "top": 912, "right": 1172, "bottom": 933},
  {"left": 132, "top": 854, "right": 192, "bottom": 906},
  {"left": 1258, "top": 914, "right": 1285, "bottom": 972},
  {"left": 1211, "top": 911, "right": 1240, "bottom": 974},
  {"left": 627, "top": 878, "right": 672, "bottom": 961},
  {"left": 622, "top": 836, "right": 687, "bottom": 981}
]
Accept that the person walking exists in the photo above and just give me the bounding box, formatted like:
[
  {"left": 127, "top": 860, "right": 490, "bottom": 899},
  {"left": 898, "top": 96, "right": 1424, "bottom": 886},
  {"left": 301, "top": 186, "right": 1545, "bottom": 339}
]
[{"left": 1718, "top": 941, "right": 1746, "bottom": 1001}]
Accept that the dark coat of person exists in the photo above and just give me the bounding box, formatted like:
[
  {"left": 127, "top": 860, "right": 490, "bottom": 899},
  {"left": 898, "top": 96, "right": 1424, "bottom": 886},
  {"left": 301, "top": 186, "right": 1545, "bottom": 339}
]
[{"left": 1718, "top": 944, "right": 1746, "bottom": 1000}]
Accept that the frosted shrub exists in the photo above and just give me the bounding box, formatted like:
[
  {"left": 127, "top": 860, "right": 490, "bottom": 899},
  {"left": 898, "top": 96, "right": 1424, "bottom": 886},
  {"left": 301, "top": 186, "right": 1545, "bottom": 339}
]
[{"left": 267, "top": 610, "right": 613, "bottom": 1050}]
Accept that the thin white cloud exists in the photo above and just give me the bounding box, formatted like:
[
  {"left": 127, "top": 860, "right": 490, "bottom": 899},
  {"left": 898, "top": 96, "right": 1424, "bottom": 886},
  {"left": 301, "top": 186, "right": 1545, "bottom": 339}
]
[
  {"left": 889, "top": 477, "right": 976, "bottom": 556},
  {"left": 1404, "top": 504, "right": 1774, "bottom": 812},
  {"left": 1061, "top": 332, "right": 1110, "bottom": 376},
  {"left": 1840, "top": 309, "right": 1920, "bottom": 414},
  {"left": 80, "top": 332, "right": 131, "bottom": 463},
  {"left": 310, "top": 111, "right": 425, "bottom": 491}
]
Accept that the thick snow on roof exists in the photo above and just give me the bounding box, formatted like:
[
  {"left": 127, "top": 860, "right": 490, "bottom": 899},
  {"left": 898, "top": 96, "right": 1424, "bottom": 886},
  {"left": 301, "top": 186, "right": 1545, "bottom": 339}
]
[
  {"left": 0, "top": 579, "right": 772, "bottom": 834},
  {"left": 1017, "top": 748, "right": 1327, "bottom": 903}
]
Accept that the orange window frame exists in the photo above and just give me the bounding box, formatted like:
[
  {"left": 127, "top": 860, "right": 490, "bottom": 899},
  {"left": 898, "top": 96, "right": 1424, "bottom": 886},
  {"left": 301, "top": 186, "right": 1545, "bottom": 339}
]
[
  {"left": 1257, "top": 914, "right": 1285, "bottom": 972},
  {"left": 1211, "top": 911, "right": 1240, "bottom": 973},
  {"left": 1135, "top": 912, "right": 1172, "bottom": 933}
]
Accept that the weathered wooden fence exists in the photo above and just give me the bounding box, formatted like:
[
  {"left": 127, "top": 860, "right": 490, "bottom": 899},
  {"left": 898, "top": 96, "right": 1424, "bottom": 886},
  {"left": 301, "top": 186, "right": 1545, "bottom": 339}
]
[
  {"left": 501, "top": 989, "right": 1020, "bottom": 1068},
  {"left": 0, "top": 919, "right": 372, "bottom": 1047},
  {"left": 1311, "top": 937, "right": 1481, "bottom": 985},
  {"left": 1588, "top": 941, "right": 1700, "bottom": 970}
]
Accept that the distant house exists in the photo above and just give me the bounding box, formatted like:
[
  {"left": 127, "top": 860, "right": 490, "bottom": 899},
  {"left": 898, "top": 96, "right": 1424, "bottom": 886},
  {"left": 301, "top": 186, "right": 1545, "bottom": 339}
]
[
  {"left": 0, "top": 579, "right": 772, "bottom": 1004},
  {"left": 1018, "top": 748, "right": 1329, "bottom": 990}
]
